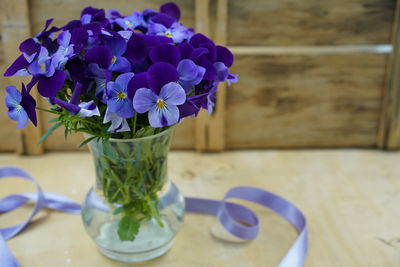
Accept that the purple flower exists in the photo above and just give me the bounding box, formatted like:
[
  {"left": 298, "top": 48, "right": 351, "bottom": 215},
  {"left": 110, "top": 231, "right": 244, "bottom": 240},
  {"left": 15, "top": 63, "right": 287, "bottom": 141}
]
[
  {"left": 52, "top": 31, "right": 75, "bottom": 68},
  {"left": 160, "top": 2, "right": 181, "bottom": 21},
  {"left": 115, "top": 12, "right": 144, "bottom": 30},
  {"left": 149, "top": 43, "right": 180, "bottom": 66},
  {"left": 133, "top": 82, "right": 186, "bottom": 127},
  {"left": 3, "top": 55, "right": 30, "bottom": 77},
  {"left": 5, "top": 85, "right": 37, "bottom": 128},
  {"left": 106, "top": 72, "right": 135, "bottom": 118},
  {"left": 104, "top": 36, "right": 131, "bottom": 72},
  {"left": 103, "top": 108, "right": 130, "bottom": 133},
  {"left": 87, "top": 63, "right": 111, "bottom": 101},
  {"left": 177, "top": 59, "right": 205, "bottom": 92},
  {"left": 148, "top": 22, "right": 191, "bottom": 43},
  {"left": 214, "top": 62, "right": 238, "bottom": 86},
  {"left": 37, "top": 70, "right": 67, "bottom": 98},
  {"left": 27, "top": 46, "right": 55, "bottom": 77},
  {"left": 78, "top": 101, "right": 100, "bottom": 117}
]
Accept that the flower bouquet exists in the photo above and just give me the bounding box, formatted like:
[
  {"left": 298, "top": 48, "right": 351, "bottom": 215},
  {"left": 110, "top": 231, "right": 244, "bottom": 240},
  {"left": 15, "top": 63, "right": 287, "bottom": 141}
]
[{"left": 3, "top": 2, "right": 237, "bottom": 262}]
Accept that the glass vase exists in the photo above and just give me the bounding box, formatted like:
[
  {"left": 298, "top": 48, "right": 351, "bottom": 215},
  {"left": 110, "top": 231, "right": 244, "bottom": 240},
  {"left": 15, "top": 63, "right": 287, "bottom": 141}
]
[{"left": 81, "top": 127, "right": 185, "bottom": 262}]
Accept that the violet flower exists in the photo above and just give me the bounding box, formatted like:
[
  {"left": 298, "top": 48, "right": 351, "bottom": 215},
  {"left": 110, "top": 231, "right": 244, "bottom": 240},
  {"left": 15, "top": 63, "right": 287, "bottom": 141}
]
[
  {"left": 27, "top": 46, "right": 56, "bottom": 77},
  {"left": 177, "top": 59, "right": 205, "bottom": 92},
  {"left": 115, "top": 12, "right": 144, "bottom": 30},
  {"left": 106, "top": 72, "right": 135, "bottom": 118},
  {"left": 5, "top": 85, "right": 37, "bottom": 128},
  {"left": 53, "top": 30, "right": 75, "bottom": 68},
  {"left": 133, "top": 82, "right": 186, "bottom": 127},
  {"left": 103, "top": 108, "right": 130, "bottom": 133},
  {"left": 147, "top": 22, "right": 191, "bottom": 43},
  {"left": 87, "top": 63, "right": 111, "bottom": 101},
  {"left": 78, "top": 101, "right": 100, "bottom": 117},
  {"left": 104, "top": 36, "right": 131, "bottom": 72}
]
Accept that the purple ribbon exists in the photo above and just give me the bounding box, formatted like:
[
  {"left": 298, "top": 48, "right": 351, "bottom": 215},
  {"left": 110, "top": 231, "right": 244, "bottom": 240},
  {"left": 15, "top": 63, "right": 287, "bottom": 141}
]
[{"left": 0, "top": 166, "right": 308, "bottom": 267}]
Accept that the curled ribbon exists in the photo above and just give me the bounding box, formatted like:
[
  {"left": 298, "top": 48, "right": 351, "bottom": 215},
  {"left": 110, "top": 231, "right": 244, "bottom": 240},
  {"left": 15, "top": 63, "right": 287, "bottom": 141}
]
[{"left": 0, "top": 166, "right": 308, "bottom": 267}]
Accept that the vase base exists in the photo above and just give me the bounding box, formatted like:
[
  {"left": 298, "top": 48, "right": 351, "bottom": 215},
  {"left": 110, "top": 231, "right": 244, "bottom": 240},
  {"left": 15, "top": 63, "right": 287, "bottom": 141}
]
[{"left": 97, "top": 238, "right": 175, "bottom": 262}]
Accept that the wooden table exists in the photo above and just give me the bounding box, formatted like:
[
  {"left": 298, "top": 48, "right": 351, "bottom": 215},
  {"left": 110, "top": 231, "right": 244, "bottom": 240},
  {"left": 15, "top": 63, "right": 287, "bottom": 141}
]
[{"left": 0, "top": 150, "right": 399, "bottom": 266}]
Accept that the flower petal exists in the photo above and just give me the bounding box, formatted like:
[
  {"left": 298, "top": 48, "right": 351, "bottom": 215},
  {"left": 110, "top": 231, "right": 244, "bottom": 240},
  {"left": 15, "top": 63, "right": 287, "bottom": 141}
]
[
  {"left": 149, "top": 43, "right": 181, "bottom": 66},
  {"left": 142, "top": 34, "right": 173, "bottom": 47},
  {"left": 148, "top": 103, "right": 179, "bottom": 127},
  {"left": 178, "top": 42, "right": 193, "bottom": 59},
  {"left": 178, "top": 99, "right": 200, "bottom": 119},
  {"left": 19, "top": 38, "right": 40, "bottom": 56},
  {"left": 37, "top": 70, "right": 67, "bottom": 97},
  {"left": 21, "top": 84, "right": 37, "bottom": 126},
  {"left": 127, "top": 72, "right": 148, "bottom": 99},
  {"left": 85, "top": 46, "right": 112, "bottom": 69},
  {"left": 124, "top": 34, "right": 148, "bottom": 63},
  {"left": 8, "top": 107, "right": 28, "bottom": 129},
  {"left": 104, "top": 36, "right": 127, "bottom": 57},
  {"left": 147, "top": 62, "right": 179, "bottom": 94},
  {"left": 133, "top": 88, "right": 157, "bottom": 113},
  {"left": 214, "top": 62, "right": 229, "bottom": 82},
  {"left": 151, "top": 13, "right": 175, "bottom": 28},
  {"left": 177, "top": 59, "right": 198, "bottom": 81},
  {"left": 115, "top": 72, "right": 135, "bottom": 91},
  {"left": 160, "top": 2, "right": 181, "bottom": 21},
  {"left": 57, "top": 31, "right": 72, "bottom": 47},
  {"left": 4, "top": 55, "right": 29, "bottom": 77},
  {"left": 159, "top": 82, "right": 186, "bottom": 105},
  {"left": 5, "top": 86, "right": 22, "bottom": 106},
  {"left": 197, "top": 57, "right": 217, "bottom": 80},
  {"left": 216, "top": 45, "right": 234, "bottom": 67},
  {"left": 111, "top": 56, "right": 131, "bottom": 72}
]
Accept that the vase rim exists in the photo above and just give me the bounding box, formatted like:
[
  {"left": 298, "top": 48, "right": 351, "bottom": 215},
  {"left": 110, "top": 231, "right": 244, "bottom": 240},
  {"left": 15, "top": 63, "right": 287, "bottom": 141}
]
[{"left": 107, "top": 126, "right": 175, "bottom": 143}]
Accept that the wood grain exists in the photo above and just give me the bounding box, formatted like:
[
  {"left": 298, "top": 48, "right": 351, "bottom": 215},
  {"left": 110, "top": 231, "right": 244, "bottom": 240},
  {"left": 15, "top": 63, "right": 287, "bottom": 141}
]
[
  {"left": 30, "top": 0, "right": 195, "bottom": 33},
  {"left": 207, "top": 0, "right": 228, "bottom": 151},
  {"left": 2, "top": 150, "right": 400, "bottom": 266},
  {"left": 194, "top": 0, "right": 210, "bottom": 151},
  {"left": 227, "top": 0, "right": 396, "bottom": 46},
  {"left": 377, "top": 0, "right": 400, "bottom": 149},
  {"left": 1, "top": 0, "right": 44, "bottom": 154},
  {"left": 226, "top": 54, "right": 387, "bottom": 148}
]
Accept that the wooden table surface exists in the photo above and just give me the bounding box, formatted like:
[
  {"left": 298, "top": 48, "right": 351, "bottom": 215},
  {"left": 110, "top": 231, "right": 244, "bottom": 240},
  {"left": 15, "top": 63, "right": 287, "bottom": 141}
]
[{"left": 0, "top": 150, "right": 399, "bottom": 267}]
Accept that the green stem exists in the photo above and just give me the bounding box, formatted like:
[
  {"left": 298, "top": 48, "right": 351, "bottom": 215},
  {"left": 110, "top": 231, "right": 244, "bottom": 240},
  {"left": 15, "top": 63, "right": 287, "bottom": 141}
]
[
  {"left": 35, "top": 106, "right": 60, "bottom": 114},
  {"left": 131, "top": 113, "right": 138, "bottom": 136}
]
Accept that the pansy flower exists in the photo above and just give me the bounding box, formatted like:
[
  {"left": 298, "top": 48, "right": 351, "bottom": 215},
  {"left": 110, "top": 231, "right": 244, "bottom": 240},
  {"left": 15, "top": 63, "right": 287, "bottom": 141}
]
[
  {"left": 5, "top": 84, "right": 37, "bottom": 128},
  {"left": 115, "top": 12, "right": 145, "bottom": 30},
  {"left": 177, "top": 59, "right": 205, "bottom": 92},
  {"left": 147, "top": 22, "right": 192, "bottom": 43},
  {"left": 103, "top": 108, "right": 130, "bottom": 133},
  {"left": 87, "top": 63, "right": 111, "bottom": 101},
  {"left": 132, "top": 62, "right": 185, "bottom": 127},
  {"left": 106, "top": 72, "right": 135, "bottom": 118}
]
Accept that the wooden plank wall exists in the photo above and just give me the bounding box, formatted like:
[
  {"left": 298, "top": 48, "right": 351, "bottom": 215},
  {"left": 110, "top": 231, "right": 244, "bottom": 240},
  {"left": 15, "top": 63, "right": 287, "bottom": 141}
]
[
  {"left": 225, "top": 0, "right": 396, "bottom": 148},
  {"left": 0, "top": 0, "right": 399, "bottom": 152}
]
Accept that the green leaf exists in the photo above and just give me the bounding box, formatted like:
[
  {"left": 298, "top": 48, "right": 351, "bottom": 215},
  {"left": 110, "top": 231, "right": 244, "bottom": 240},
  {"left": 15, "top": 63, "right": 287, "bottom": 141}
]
[
  {"left": 133, "top": 126, "right": 155, "bottom": 138},
  {"left": 78, "top": 136, "right": 96, "bottom": 148},
  {"left": 118, "top": 215, "right": 140, "bottom": 241},
  {"left": 38, "top": 122, "right": 63, "bottom": 144},
  {"left": 113, "top": 206, "right": 125, "bottom": 215},
  {"left": 47, "top": 117, "right": 59, "bottom": 123},
  {"left": 102, "top": 139, "right": 118, "bottom": 161}
]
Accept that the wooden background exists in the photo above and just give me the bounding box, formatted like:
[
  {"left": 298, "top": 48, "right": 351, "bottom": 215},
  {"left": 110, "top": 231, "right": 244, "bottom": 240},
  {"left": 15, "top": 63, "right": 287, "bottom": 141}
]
[{"left": 0, "top": 0, "right": 399, "bottom": 153}]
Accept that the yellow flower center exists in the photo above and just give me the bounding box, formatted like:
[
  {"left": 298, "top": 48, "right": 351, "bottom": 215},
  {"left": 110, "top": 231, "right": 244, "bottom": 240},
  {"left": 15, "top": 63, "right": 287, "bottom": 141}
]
[
  {"left": 117, "top": 92, "right": 126, "bottom": 100},
  {"left": 111, "top": 56, "right": 117, "bottom": 63},
  {"left": 157, "top": 99, "right": 166, "bottom": 109},
  {"left": 125, "top": 21, "right": 133, "bottom": 27},
  {"left": 165, "top": 31, "right": 172, "bottom": 38}
]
